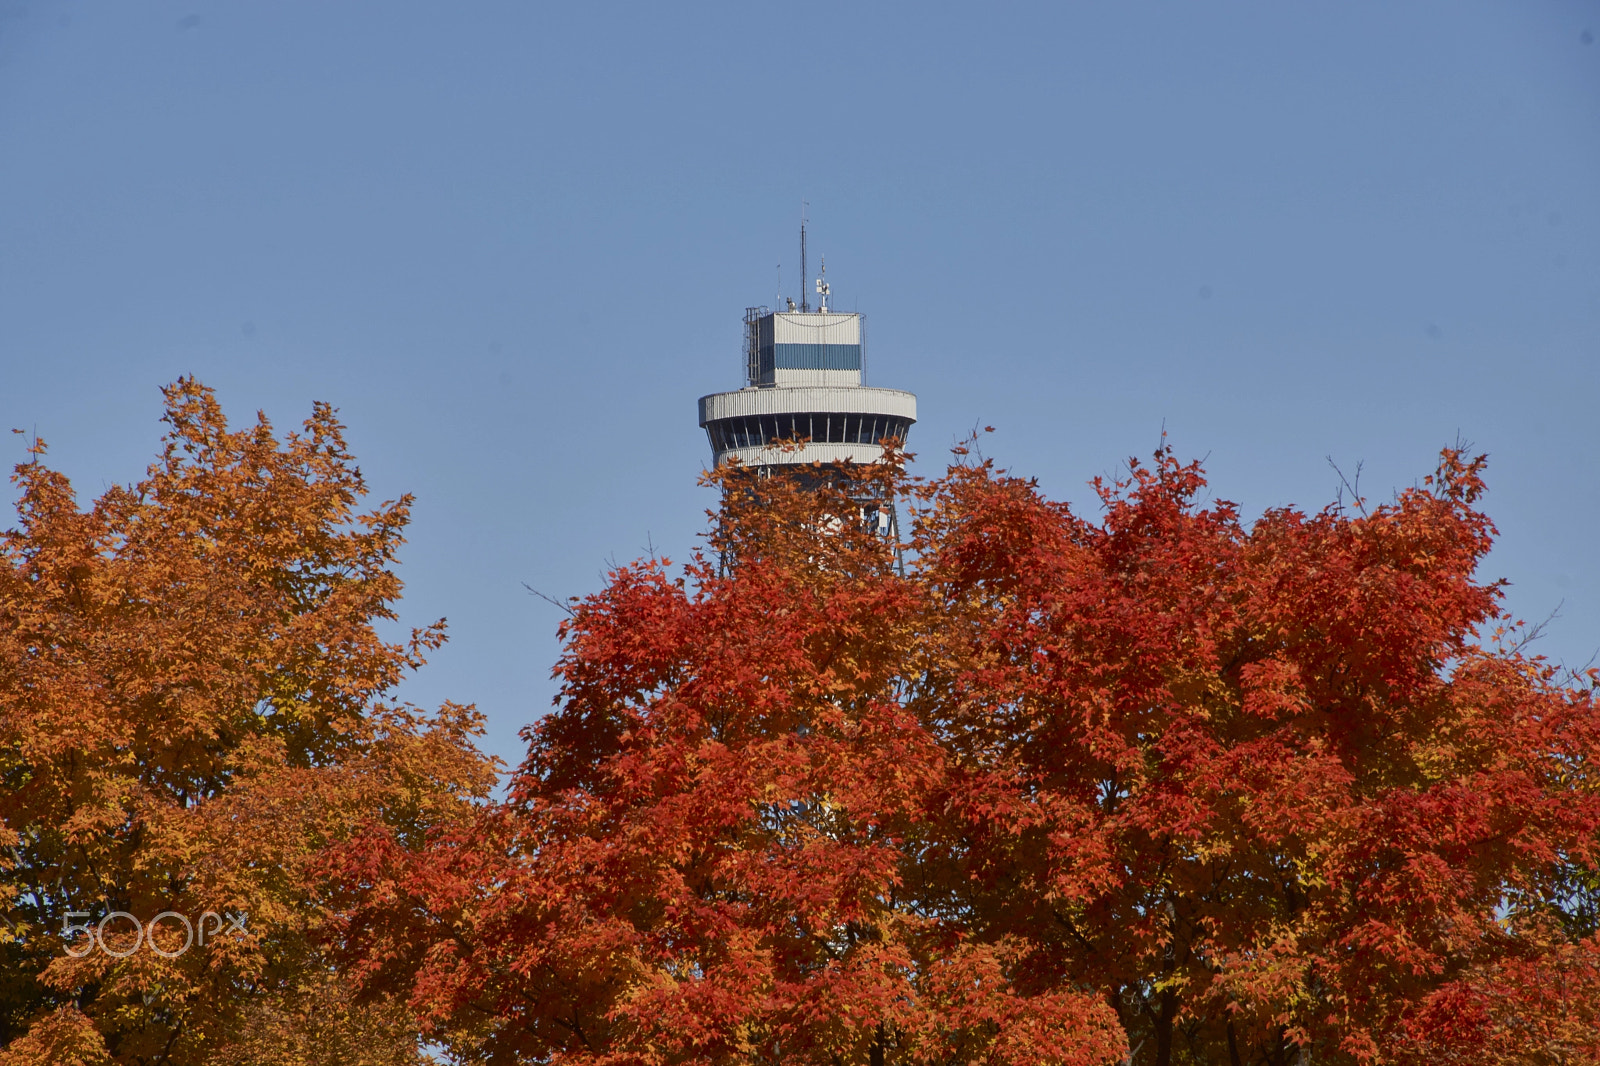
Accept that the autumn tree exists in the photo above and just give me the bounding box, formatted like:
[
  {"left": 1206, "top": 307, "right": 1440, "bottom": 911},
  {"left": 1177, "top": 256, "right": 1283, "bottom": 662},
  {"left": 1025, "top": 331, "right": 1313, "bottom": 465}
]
[
  {"left": 906, "top": 445, "right": 1600, "bottom": 1065},
  {"left": 336, "top": 442, "right": 1600, "bottom": 1066},
  {"left": 0, "top": 380, "right": 496, "bottom": 1065}
]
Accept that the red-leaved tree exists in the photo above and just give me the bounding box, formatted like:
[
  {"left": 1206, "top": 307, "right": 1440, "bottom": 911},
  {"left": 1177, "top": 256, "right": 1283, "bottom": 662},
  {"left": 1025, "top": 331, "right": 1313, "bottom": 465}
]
[{"left": 335, "top": 443, "right": 1600, "bottom": 1066}]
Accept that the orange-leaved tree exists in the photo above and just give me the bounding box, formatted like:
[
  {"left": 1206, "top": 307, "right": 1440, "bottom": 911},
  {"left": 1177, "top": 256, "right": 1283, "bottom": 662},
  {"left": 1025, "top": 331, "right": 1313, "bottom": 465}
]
[
  {"left": 0, "top": 379, "right": 496, "bottom": 1065},
  {"left": 335, "top": 442, "right": 1600, "bottom": 1066}
]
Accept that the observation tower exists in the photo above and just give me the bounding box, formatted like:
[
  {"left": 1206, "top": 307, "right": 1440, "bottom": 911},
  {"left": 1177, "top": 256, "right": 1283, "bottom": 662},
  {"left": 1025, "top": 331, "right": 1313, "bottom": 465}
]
[{"left": 697, "top": 221, "right": 917, "bottom": 473}]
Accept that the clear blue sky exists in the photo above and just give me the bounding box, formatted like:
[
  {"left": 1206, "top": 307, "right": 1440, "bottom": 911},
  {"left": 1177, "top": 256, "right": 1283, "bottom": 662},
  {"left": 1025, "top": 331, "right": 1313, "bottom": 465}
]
[{"left": 3, "top": 1, "right": 1597, "bottom": 770}]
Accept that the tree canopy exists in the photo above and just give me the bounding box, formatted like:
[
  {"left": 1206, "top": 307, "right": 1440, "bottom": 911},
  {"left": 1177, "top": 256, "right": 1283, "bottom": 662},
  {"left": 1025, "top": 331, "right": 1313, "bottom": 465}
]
[
  {"left": 336, "top": 443, "right": 1600, "bottom": 1065},
  {"left": 6, "top": 385, "right": 1597, "bottom": 1065},
  {"left": 0, "top": 380, "right": 495, "bottom": 1065}
]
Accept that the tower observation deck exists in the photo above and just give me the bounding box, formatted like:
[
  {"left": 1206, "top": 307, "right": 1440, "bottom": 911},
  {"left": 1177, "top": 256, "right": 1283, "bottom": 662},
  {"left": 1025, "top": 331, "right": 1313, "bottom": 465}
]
[{"left": 697, "top": 248, "right": 916, "bottom": 472}]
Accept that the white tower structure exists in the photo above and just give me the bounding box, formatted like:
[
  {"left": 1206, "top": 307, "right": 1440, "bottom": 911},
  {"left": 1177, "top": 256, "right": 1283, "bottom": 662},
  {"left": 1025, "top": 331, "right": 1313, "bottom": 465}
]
[{"left": 697, "top": 230, "right": 917, "bottom": 473}]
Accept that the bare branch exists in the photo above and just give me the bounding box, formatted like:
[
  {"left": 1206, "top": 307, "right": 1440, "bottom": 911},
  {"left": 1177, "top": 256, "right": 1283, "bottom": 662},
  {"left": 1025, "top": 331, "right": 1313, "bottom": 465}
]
[
  {"left": 523, "top": 582, "right": 576, "bottom": 617},
  {"left": 1327, "top": 456, "right": 1368, "bottom": 517}
]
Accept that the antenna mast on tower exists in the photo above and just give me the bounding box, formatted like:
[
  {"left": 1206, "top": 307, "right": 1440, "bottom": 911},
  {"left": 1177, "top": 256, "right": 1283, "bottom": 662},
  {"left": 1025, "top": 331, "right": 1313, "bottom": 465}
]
[{"left": 799, "top": 201, "right": 809, "bottom": 313}]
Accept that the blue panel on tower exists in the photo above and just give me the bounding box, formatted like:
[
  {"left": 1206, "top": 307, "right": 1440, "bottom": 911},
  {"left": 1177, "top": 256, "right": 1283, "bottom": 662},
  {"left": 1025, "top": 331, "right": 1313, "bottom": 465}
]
[{"left": 770, "top": 343, "right": 862, "bottom": 370}]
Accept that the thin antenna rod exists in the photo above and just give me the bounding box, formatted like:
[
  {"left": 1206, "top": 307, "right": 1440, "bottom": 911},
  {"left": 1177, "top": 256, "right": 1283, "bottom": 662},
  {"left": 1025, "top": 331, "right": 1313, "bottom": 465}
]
[{"left": 799, "top": 201, "right": 809, "bottom": 313}]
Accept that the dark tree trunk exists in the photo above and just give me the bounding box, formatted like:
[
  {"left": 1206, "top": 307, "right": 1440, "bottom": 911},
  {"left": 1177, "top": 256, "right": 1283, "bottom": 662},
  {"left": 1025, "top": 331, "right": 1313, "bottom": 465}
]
[{"left": 1153, "top": 990, "right": 1176, "bottom": 1066}]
